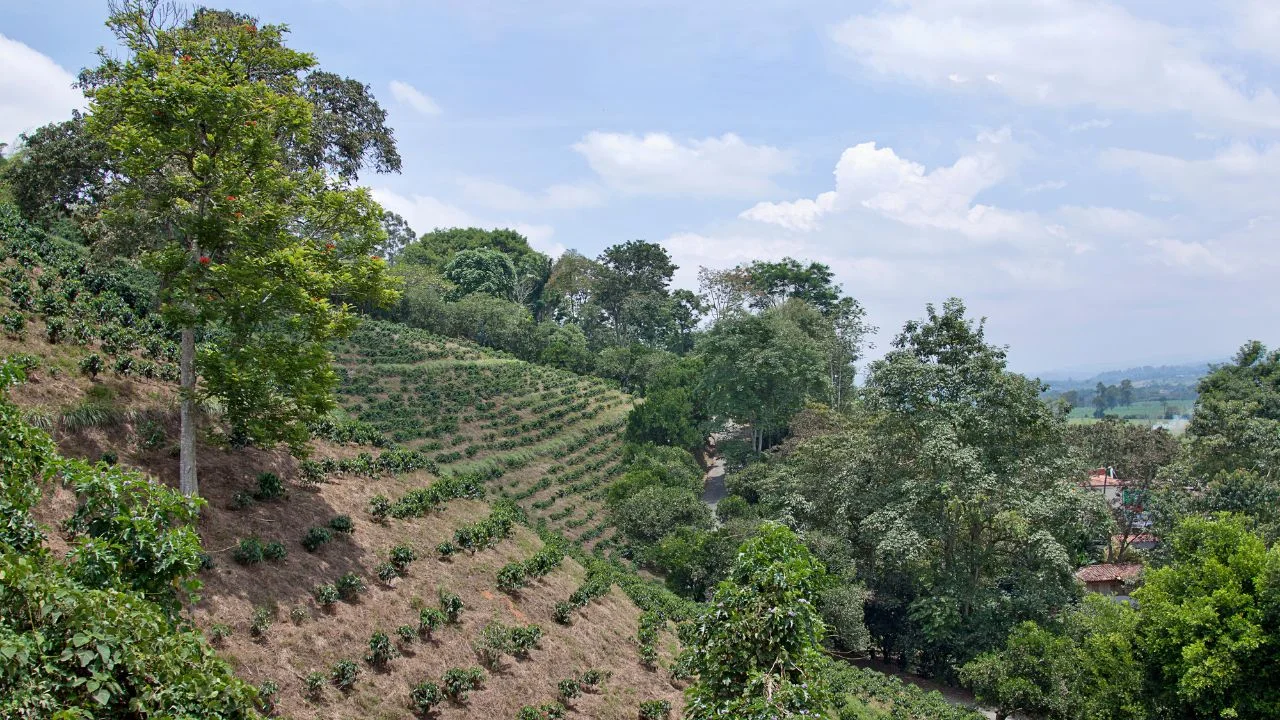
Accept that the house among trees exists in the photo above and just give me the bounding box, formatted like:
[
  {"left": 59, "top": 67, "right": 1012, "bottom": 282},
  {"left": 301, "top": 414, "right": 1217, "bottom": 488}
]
[
  {"left": 1075, "top": 563, "right": 1143, "bottom": 599},
  {"left": 1083, "top": 466, "right": 1124, "bottom": 505}
]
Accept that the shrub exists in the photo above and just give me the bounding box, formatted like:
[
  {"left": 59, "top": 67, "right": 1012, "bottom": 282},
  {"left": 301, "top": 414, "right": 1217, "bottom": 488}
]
[
  {"left": 409, "top": 680, "right": 443, "bottom": 715},
  {"left": 369, "top": 493, "right": 392, "bottom": 523},
  {"left": 290, "top": 605, "right": 309, "bottom": 624},
  {"left": 250, "top": 606, "right": 273, "bottom": 637},
  {"left": 376, "top": 561, "right": 399, "bottom": 585},
  {"left": 209, "top": 623, "right": 232, "bottom": 644},
  {"left": 390, "top": 544, "right": 417, "bottom": 571},
  {"left": 78, "top": 353, "right": 103, "bottom": 379},
  {"left": 496, "top": 564, "right": 527, "bottom": 594},
  {"left": 328, "top": 514, "right": 355, "bottom": 534},
  {"left": 232, "top": 491, "right": 255, "bottom": 509},
  {"left": 510, "top": 624, "right": 543, "bottom": 657},
  {"left": 396, "top": 624, "right": 417, "bottom": 644},
  {"left": 302, "top": 526, "right": 333, "bottom": 551},
  {"left": 366, "top": 630, "right": 398, "bottom": 667},
  {"left": 418, "top": 607, "right": 447, "bottom": 638},
  {"left": 542, "top": 703, "right": 566, "bottom": 720},
  {"left": 579, "top": 668, "right": 609, "bottom": 689},
  {"left": 254, "top": 471, "right": 284, "bottom": 500},
  {"left": 314, "top": 583, "right": 339, "bottom": 607},
  {"left": 436, "top": 540, "right": 458, "bottom": 559},
  {"left": 638, "top": 699, "right": 671, "bottom": 720},
  {"left": 557, "top": 678, "right": 582, "bottom": 703},
  {"left": 233, "top": 536, "right": 266, "bottom": 565},
  {"left": 552, "top": 601, "right": 573, "bottom": 625},
  {"left": 257, "top": 679, "right": 279, "bottom": 715},
  {"left": 518, "top": 707, "right": 543, "bottom": 720},
  {"left": 263, "top": 541, "right": 287, "bottom": 561},
  {"left": 439, "top": 588, "right": 464, "bottom": 623},
  {"left": 441, "top": 666, "right": 485, "bottom": 702},
  {"left": 331, "top": 659, "right": 360, "bottom": 691},
  {"left": 336, "top": 572, "right": 366, "bottom": 600},
  {"left": 304, "top": 671, "right": 326, "bottom": 699}
]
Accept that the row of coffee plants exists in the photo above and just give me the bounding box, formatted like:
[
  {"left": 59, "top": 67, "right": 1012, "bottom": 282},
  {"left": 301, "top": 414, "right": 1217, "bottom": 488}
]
[{"left": 496, "top": 535, "right": 567, "bottom": 594}]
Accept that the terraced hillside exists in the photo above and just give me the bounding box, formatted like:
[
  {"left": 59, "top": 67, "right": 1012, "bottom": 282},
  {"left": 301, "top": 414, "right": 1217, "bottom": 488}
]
[{"left": 330, "top": 320, "right": 633, "bottom": 550}]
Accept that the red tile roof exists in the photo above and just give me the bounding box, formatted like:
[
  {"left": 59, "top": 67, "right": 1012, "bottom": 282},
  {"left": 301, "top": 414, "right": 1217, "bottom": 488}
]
[
  {"left": 1083, "top": 468, "right": 1128, "bottom": 489},
  {"left": 1075, "top": 563, "right": 1143, "bottom": 583}
]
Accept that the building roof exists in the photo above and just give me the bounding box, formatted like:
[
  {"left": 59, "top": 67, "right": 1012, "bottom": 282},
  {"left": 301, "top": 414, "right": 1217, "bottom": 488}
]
[
  {"left": 1075, "top": 563, "right": 1143, "bottom": 584},
  {"left": 1083, "top": 468, "right": 1128, "bottom": 489}
]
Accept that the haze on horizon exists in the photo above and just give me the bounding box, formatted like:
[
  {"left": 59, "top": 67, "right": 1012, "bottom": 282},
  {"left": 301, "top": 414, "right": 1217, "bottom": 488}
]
[{"left": 4, "top": 0, "right": 1277, "bottom": 374}]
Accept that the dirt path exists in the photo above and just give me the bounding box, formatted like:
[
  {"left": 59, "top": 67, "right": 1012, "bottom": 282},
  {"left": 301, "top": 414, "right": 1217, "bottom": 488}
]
[{"left": 701, "top": 455, "right": 727, "bottom": 517}]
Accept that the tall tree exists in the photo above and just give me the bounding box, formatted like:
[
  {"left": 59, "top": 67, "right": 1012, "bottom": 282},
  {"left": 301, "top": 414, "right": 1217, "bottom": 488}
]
[
  {"left": 739, "top": 257, "right": 842, "bottom": 314},
  {"left": 84, "top": 3, "right": 397, "bottom": 495},
  {"left": 543, "top": 250, "right": 600, "bottom": 324},
  {"left": 594, "top": 239, "right": 676, "bottom": 343},
  {"left": 443, "top": 247, "right": 517, "bottom": 300},
  {"left": 1, "top": 112, "right": 111, "bottom": 229},
  {"left": 855, "top": 299, "right": 1105, "bottom": 673},
  {"left": 699, "top": 306, "right": 828, "bottom": 451},
  {"left": 1134, "top": 515, "right": 1280, "bottom": 720}
]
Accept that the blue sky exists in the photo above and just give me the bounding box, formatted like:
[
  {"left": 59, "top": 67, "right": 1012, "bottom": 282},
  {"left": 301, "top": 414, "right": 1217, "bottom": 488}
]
[{"left": 3, "top": 0, "right": 1279, "bottom": 374}]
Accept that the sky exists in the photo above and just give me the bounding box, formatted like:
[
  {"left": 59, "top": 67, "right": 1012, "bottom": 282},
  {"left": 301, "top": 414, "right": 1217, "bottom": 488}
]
[{"left": 3, "top": 0, "right": 1279, "bottom": 375}]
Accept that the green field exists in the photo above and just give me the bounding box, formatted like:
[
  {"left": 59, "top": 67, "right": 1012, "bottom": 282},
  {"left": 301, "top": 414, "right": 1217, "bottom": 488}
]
[{"left": 1065, "top": 399, "right": 1193, "bottom": 430}]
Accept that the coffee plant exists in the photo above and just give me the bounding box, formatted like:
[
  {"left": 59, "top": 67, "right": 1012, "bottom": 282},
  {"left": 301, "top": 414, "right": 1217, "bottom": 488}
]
[
  {"left": 302, "top": 525, "right": 334, "bottom": 551},
  {"left": 389, "top": 543, "right": 417, "bottom": 571},
  {"left": 336, "top": 572, "right": 366, "bottom": 600},
  {"left": 254, "top": 471, "right": 284, "bottom": 500},
  {"left": 418, "top": 607, "right": 447, "bottom": 638},
  {"left": 233, "top": 536, "right": 266, "bottom": 564},
  {"left": 263, "top": 541, "right": 287, "bottom": 561},
  {"left": 314, "top": 583, "right": 340, "bottom": 607},
  {"left": 331, "top": 659, "right": 360, "bottom": 692},
  {"left": 557, "top": 677, "right": 581, "bottom": 703},
  {"left": 304, "top": 671, "right": 326, "bottom": 699},
  {"left": 328, "top": 514, "right": 355, "bottom": 534},
  {"left": 638, "top": 699, "right": 672, "bottom": 720},
  {"left": 366, "top": 629, "right": 398, "bottom": 667},
  {"left": 441, "top": 666, "right": 485, "bottom": 702},
  {"left": 409, "top": 680, "right": 443, "bottom": 715},
  {"left": 250, "top": 606, "right": 273, "bottom": 637},
  {"left": 438, "top": 588, "right": 464, "bottom": 623},
  {"left": 376, "top": 561, "right": 399, "bottom": 585}
]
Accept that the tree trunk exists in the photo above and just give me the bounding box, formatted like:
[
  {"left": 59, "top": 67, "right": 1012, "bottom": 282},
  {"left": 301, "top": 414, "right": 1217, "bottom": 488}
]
[{"left": 179, "top": 326, "right": 198, "bottom": 497}]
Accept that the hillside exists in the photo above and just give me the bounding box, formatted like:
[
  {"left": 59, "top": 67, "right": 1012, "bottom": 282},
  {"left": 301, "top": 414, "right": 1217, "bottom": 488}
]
[
  {"left": 1, "top": 214, "right": 685, "bottom": 718},
  {"left": 330, "top": 320, "right": 631, "bottom": 549}
]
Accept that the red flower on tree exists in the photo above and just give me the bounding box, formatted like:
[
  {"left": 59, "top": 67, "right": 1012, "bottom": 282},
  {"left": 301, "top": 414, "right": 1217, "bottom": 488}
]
[
  {"left": 199, "top": 256, "right": 211, "bottom": 266},
  {"left": 325, "top": 242, "right": 336, "bottom": 251},
  {"left": 226, "top": 195, "right": 237, "bottom": 202},
  {"left": 233, "top": 211, "right": 243, "bottom": 219}
]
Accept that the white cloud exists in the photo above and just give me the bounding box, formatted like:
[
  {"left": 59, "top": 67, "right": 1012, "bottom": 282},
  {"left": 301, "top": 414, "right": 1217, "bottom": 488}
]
[
  {"left": 1056, "top": 206, "right": 1169, "bottom": 237},
  {"left": 830, "top": 0, "right": 1280, "bottom": 129},
  {"left": 1233, "top": 0, "right": 1280, "bottom": 60},
  {"left": 1146, "top": 238, "right": 1235, "bottom": 274},
  {"left": 389, "top": 80, "right": 442, "bottom": 117},
  {"left": 1101, "top": 143, "right": 1280, "bottom": 212},
  {"left": 741, "top": 129, "right": 1034, "bottom": 240},
  {"left": 371, "top": 188, "right": 563, "bottom": 258},
  {"left": 1025, "top": 180, "right": 1067, "bottom": 193},
  {"left": 573, "top": 131, "right": 792, "bottom": 197},
  {"left": 0, "top": 34, "right": 82, "bottom": 147},
  {"left": 1068, "top": 119, "right": 1112, "bottom": 132},
  {"left": 457, "top": 178, "right": 604, "bottom": 211}
]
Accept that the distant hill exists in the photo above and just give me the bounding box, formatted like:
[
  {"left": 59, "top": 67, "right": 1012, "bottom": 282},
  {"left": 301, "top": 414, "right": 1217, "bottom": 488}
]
[{"left": 1040, "top": 361, "right": 1217, "bottom": 394}]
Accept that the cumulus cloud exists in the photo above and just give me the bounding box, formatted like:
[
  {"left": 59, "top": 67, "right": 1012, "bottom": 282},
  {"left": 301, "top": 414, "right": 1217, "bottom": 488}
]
[
  {"left": 1068, "top": 119, "right": 1112, "bottom": 132},
  {"left": 389, "top": 80, "right": 442, "bottom": 117},
  {"left": 371, "top": 188, "right": 563, "bottom": 258},
  {"left": 741, "top": 129, "right": 1034, "bottom": 240},
  {"left": 830, "top": 0, "right": 1280, "bottom": 129},
  {"left": 457, "top": 178, "right": 604, "bottom": 211},
  {"left": 573, "top": 131, "right": 792, "bottom": 197},
  {"left": 0, "top": 34, "right": 82, "bottom": 147}
]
